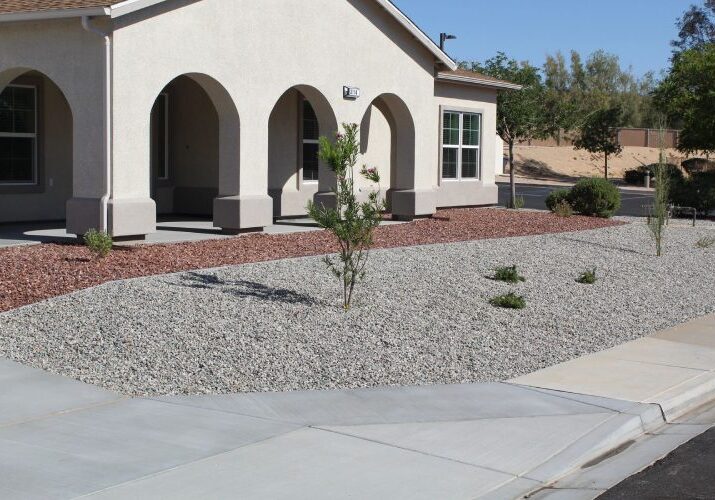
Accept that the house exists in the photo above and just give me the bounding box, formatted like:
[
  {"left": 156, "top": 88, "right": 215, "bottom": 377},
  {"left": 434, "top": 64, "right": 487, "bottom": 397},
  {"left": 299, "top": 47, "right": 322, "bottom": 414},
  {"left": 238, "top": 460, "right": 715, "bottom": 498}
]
[{"left": 0, "top": 0, "right": 519, "bottom": 239}]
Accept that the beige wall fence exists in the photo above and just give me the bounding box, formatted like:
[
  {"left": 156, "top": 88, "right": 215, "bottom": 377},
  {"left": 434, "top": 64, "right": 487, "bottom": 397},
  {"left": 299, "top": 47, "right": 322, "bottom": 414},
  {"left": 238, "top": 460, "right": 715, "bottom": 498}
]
[{"left": 519, "top": 128, "right": 680, "bottom": 149}]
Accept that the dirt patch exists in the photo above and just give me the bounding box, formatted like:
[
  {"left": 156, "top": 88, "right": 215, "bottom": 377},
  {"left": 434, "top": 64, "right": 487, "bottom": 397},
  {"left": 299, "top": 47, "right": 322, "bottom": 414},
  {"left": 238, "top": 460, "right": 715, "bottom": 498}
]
[
  {"left": 513, "top": 145, "right": 689, "bottom": 181},
  {"left": 0, "top": 208, "right": 622, "bottom": 313}
]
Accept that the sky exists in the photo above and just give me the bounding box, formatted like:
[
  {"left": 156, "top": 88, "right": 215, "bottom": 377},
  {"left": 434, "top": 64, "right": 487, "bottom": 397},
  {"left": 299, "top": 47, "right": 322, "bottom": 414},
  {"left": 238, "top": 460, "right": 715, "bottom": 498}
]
[{"left": 391, "top": 0, "right": 692, "bottom": 78}]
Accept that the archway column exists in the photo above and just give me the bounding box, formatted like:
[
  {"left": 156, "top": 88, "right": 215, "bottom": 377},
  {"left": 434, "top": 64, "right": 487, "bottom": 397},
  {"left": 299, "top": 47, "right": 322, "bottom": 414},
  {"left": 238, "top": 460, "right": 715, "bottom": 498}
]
[{"left": 213, "top": 109, "right": 273, "bottom": 232}]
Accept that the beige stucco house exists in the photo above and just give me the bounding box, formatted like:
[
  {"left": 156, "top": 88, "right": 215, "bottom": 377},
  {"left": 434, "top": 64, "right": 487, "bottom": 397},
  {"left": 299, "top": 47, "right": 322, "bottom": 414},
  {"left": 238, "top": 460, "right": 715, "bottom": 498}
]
[{"left": 0, "top": 0, "right": 518, "bottom": 239}]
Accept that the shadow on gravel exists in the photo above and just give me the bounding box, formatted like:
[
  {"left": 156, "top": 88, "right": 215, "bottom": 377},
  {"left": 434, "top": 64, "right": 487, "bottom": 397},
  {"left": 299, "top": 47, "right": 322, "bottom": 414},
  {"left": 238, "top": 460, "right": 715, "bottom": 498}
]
[
  {"left": 555, "top": 235, "right": 646, "bottom": 256},
  {"left": 173, "top": 272, "right": 316, "bottom": 305}
]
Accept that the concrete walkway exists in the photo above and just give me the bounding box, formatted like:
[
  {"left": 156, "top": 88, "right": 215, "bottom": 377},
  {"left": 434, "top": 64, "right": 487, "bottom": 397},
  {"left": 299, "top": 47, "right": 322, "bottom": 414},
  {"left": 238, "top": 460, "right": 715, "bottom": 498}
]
[{"left": 1, "top": 314, "right": 714, "bottom": 499}]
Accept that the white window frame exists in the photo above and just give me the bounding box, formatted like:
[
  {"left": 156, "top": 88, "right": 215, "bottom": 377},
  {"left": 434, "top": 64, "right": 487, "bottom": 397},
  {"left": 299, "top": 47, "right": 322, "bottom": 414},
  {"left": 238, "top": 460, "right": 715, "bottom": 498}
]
[
  {"left": 0, "top": 84, "right": 38, "bottom": 186},
  {"left": 300, "top": 98, "right": 319, "bottom": 184},
  {"left": 156, "top": 92, "right": 169, "bottom": 181},
  {"left": 439, "top": 107, "right": 482, "bottom": 182}
]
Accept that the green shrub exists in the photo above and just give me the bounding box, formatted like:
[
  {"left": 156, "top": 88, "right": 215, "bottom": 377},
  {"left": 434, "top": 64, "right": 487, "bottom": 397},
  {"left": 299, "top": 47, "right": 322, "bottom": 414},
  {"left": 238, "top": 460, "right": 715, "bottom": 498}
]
[
  {"left": 671, "top": 171, "right": 715, "bottom": 214},
  {"left": 545, "top": 189, "right": 571, "bottom": 212},
  {"left": 568, "top": 178, "right": 622, "bottom": 218},
  {"left": 696, "top": 236, "right": 715, "bottom": 249},
  {"left": 489, "top": 292, "right": 526, "bottom": 309},
  {"left": 577, "top": 268, "right": 597, "bottom": 284},
  {"left": 553, "top": 199, "right": 574, "bottom": 218},
  {"left": 83, "top": 229, "right": 113, "bottom": 258},
  {"left": 492, "top": 265, "right": 526, "bottom": 283},
  {"left": 682, "top": 158, "right": 715, "bottom": 175}
]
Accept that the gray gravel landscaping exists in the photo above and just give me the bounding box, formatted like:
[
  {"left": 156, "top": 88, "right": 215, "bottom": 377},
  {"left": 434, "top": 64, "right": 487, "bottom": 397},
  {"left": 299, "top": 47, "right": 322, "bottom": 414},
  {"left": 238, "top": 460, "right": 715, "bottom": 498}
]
[{"left": 1, "top": 220, "right": 714, "bottom": 396}]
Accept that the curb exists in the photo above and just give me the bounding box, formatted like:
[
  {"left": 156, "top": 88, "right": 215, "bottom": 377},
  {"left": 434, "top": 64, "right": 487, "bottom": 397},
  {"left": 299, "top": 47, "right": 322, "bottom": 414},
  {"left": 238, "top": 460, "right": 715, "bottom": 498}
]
[{"left": 481, "top": 402, "right": 667, "bottom": 499}]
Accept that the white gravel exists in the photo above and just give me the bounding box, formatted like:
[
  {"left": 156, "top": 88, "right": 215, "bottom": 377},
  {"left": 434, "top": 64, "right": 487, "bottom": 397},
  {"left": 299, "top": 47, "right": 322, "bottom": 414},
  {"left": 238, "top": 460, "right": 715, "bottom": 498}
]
[{"left": 1, "top": 221, "right": 714, "bottom": 396}]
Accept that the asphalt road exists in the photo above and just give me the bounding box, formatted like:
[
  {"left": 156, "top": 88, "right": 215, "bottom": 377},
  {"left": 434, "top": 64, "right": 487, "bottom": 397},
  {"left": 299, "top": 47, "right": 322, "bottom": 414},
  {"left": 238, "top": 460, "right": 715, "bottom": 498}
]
[
  {"left": 599, "top": 427, "right": 715, "bottom": 499},
  {"left": 497, "top": 182, "right": 654, "bottom": 217}
]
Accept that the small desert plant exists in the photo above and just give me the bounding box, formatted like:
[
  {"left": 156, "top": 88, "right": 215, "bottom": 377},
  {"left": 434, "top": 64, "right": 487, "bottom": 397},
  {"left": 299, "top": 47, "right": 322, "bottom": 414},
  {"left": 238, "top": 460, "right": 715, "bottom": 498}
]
[
  {"left": 696, "top": 236, "right": 715, "bottom": 249},
  {"left": 545, "top": 189, "right": 571, "bottom": 212},
  {"left": 307, "top": 123, "right": 385, "bottom": 311},
  {"left": 648, "top": 133, "right": 671, "bottom": 257},
  {"left": 83, "top": 229, "right": 113, "bottom": 258},
  {"left": 577, "top": 268, "right": 597, "bottom": 284},
  {"left": 510, "top": 195, "right": 525, "bottom": 210},
  {"left": 489, "top": 292, "right": 526, "bottom": 309},
  {"left": 568, "top": 177, "right": 621, "bottom": 218},
  {"left": 553, "top": 199, "right": 574, "bottom": 218},
  {"left": 492, "top": 265, "right": 526, "bottom": 283}
]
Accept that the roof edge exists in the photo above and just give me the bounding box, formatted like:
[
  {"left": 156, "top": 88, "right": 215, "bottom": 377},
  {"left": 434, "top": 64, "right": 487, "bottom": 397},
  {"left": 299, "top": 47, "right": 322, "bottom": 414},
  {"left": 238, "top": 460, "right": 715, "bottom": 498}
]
[
  {"left": 0, "top": 6, "right": 109, "bottom": 23},
  {"left": 374, "top": 0, "right": 458, "bottom": 71},
  {"left": 436, "top": 71, "right": 523, "bottom": 90}
]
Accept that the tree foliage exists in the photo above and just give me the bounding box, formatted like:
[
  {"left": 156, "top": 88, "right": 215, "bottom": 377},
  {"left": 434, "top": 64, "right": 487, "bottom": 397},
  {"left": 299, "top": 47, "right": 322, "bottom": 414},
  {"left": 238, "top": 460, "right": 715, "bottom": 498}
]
[
  {"left": 672, "top": 0, "right": 715, "bottom": 52},
  {"left": 306, "top": 124, "right": 384, "bottom": 311},
  {"left": 573, "top": 107, "right": 624, "bottom": 179},
  {"left": 655, "top": 43, "right": 715, "bottom": 155}
]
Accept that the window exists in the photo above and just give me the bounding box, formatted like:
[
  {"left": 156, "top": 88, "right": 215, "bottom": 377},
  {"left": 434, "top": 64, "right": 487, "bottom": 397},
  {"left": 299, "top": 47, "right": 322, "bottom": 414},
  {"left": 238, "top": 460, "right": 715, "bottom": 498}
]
[
  {"left": 302, "top": 100, "right": 319, "bottom": 182},
  {"left": 441, "top": 110, "right": 481, "bottom": 180},
  {"left": 0, "top": 85, "right": 37, "bottom": 184},
  {"left": 151, "top": 93, "right": 169, "bottom": 180}
]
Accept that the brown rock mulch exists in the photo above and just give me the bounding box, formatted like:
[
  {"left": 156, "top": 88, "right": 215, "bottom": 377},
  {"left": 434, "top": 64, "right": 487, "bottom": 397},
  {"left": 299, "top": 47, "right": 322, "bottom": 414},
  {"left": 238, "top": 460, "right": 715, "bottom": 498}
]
[{"left": 0, "top": 208, "right": 622, "bottom": 313}]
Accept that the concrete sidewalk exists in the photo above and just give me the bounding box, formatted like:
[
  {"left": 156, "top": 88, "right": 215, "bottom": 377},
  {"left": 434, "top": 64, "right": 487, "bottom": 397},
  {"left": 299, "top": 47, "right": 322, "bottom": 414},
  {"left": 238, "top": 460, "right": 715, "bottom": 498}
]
[{"left": 1, "top": 314, "right": 714, "bottom": 499}]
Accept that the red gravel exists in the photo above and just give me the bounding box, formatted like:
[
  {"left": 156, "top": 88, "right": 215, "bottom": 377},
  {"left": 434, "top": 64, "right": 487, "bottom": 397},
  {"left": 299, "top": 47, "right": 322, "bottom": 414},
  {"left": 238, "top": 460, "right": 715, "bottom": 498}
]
[{"left": 0, "top": 208, "right": 622, "bottom": 313}]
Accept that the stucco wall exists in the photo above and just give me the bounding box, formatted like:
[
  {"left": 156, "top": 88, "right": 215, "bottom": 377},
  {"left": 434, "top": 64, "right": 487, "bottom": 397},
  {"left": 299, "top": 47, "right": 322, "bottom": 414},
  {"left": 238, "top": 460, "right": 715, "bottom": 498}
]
[{"left": 433, "top": 82, "right": 499, "bottom": 208}]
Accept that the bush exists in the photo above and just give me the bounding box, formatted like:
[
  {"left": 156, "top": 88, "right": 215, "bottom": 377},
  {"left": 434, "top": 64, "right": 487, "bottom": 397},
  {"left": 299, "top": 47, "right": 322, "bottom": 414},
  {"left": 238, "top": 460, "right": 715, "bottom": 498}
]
[
  {"left": 568, "top": 178, "right": 622, "bottom": 218},
  {"left": 670, "top": 171, "right": 715, "bottom": 214},
  {"left": 553, "top": 199, "right": 574, "bottom": 218},
  {"left": 83, "top": 229, "right": 113, "bottom": 258},
  {"left": 577, "top": 268, "right": 597, "bottom": 284},
  {"left": 545, "top": 189, "right": 571, "bottom": 212},
  {"left": 682, "top": 158, "right": 715, "bottom": 175},
  {"left": 489, "top": 292, "right": 526, "bottom": 309},
  {"left": 492, "top": 265, "right": 526, "bottom": 283},
  {"left": 624, "top": 164, "right": 684, "bottom": 186}
]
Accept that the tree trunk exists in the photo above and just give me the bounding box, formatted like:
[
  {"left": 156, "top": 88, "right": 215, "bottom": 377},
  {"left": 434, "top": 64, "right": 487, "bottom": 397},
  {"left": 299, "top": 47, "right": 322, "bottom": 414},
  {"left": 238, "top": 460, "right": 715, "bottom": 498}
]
[
  {"left": 509, "top": 140, "right": 516, "bottom": 209},
  {"left": 604, "top": 153, "right": 609, "bottom": 180}
]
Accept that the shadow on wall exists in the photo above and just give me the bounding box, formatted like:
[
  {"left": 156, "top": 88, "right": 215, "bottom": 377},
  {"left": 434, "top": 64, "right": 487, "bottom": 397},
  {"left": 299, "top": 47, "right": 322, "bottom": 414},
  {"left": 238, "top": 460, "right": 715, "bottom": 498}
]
[{"left": 173, "top": 271, "right": 316, "bottom": 305}]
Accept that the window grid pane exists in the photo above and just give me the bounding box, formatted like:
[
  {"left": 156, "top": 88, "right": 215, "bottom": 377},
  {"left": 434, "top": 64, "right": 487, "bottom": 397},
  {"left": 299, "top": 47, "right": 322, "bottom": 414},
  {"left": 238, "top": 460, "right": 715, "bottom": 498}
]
[
  {"left": 462, "top": 113, "right": 480, "bottom": 147},
  {"left": 302, "top": 142, "right": 319, "bottom": 181},
  {"left": 442, "top": 147, "right": 458, "bottom": 179},
  {"left": 442, "top": 112, "right": 460, "bottom": 145},
  {"left": 461, "top": 147, "right": 478, "bottom": 178},
  {"left": 0, "top": 85, "right": 36, "bottom": 184},
  {"left": 303, "top": 101, "right": 319, "bottom": 141}
]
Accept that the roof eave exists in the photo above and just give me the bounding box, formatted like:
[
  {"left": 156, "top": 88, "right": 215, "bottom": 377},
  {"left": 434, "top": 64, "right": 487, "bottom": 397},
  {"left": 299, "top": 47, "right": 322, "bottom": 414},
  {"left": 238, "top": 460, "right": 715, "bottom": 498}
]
[
  {"left": 375, "top": 0, "right": 458, "bottom": 71},
  {"left": 0, "top": 6, "right": 109, "bottom": 23},
  {"left": 436, "top": 72, "right": 523, "bottom": 90}
]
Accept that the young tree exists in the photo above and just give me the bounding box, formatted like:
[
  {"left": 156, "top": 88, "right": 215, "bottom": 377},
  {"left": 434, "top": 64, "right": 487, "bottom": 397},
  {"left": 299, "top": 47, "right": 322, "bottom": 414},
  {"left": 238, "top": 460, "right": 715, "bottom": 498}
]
[
  {"left": 573, "top": 106, "right": 624, "bottom": 179},
  {"left": 648, "top": 133, "right": 671, "bottom": 257},
  {"left": 307, "top": 124, "right": 384, "bottom": 311},
  {"left": 655, "top": 43, "right": 715, "bottom": 156},
  {"left": 466, "top": 53, "right": 545, "bottom": 208}
]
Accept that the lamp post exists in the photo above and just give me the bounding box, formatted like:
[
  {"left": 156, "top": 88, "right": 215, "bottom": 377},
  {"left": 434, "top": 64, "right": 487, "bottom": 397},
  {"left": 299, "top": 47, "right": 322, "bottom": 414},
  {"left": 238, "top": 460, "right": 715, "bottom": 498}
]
[{"left": 439, "top": 33, "right": 457, "bottom": 51}]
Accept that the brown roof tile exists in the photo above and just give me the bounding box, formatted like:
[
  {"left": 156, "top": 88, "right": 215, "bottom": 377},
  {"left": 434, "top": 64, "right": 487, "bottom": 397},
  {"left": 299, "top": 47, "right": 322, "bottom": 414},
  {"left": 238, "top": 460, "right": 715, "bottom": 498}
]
[{"left": 0, "top": 0, "right": 121, "bottom": 15}]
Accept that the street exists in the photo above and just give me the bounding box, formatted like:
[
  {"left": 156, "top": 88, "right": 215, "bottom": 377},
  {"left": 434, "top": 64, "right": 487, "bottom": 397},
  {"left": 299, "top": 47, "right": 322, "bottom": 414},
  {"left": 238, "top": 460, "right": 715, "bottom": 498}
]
[{"left": 497, "top": 182, "right": 654, "bottom": 217}]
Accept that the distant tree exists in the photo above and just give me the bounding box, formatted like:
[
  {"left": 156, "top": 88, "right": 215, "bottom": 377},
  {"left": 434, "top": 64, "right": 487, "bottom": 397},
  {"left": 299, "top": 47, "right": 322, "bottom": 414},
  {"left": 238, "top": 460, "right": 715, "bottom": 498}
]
[
  {"left": 655, "top": 43, "right": 715, "bottom": 156},
  {"left": 672, "top": 1, "right": 715, "bottom": 53},
  {"left": 573, "top": 106, "right": 624, "bottom": 179},
  {"left": 465, "top": 53, "right": 545, "bottom": 208},
  {"left": 543, "top": 52, "right": 578, "bottom": 144}
]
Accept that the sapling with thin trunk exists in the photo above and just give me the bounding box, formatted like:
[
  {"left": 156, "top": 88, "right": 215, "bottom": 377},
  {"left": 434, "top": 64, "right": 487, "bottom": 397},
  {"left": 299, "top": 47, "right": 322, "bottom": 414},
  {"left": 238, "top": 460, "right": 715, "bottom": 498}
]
[
  {"left": 307, "top": 124, "right": 385, "bottom": 310},
  {"left": 648, "top": 128, "right": 671, "bottom": 257}
]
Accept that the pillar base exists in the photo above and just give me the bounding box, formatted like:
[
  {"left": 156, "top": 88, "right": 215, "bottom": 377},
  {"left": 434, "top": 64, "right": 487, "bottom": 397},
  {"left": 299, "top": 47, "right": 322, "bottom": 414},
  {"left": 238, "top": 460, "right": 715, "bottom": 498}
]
[
  {"left": 213, "top": 195, "right": 273, "bottom": 231},
  {"left": 391, "top": 189, "right": 437, "bottom": 220},
  {"left": 312, "top": 191, "right": 337, "bottom": 211},
  {"left": 66, "top": 197, "right": 156, "bottom": 238}
]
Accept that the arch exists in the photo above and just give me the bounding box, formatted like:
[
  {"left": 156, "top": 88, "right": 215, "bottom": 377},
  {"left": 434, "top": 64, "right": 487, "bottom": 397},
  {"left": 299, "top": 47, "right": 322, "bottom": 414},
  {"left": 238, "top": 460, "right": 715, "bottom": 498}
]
[
  {"left": 147, "top": 72, "right": 240, "bottom": 221},
  {"left": 360, "top": 93, "right": 416, "bottom": 210},
  {"left": 0, "top": 67, "right": 74, "bottom": 224},
  {"left": 267, "top": 84, "right": 338, "bottom": 217}
]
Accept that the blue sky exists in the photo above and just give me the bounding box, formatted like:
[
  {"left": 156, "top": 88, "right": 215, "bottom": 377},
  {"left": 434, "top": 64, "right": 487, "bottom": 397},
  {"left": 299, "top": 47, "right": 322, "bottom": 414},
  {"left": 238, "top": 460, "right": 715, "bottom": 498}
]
[{"left": 392, "top": 0, "right": 690, "bottom": 78}]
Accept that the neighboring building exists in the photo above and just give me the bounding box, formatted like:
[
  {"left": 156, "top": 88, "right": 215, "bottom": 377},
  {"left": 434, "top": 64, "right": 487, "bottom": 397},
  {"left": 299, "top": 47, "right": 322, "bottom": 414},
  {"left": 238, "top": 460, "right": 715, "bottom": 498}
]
[{"left": 0, "top": 0, "right": 519, "bottom": 239}]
